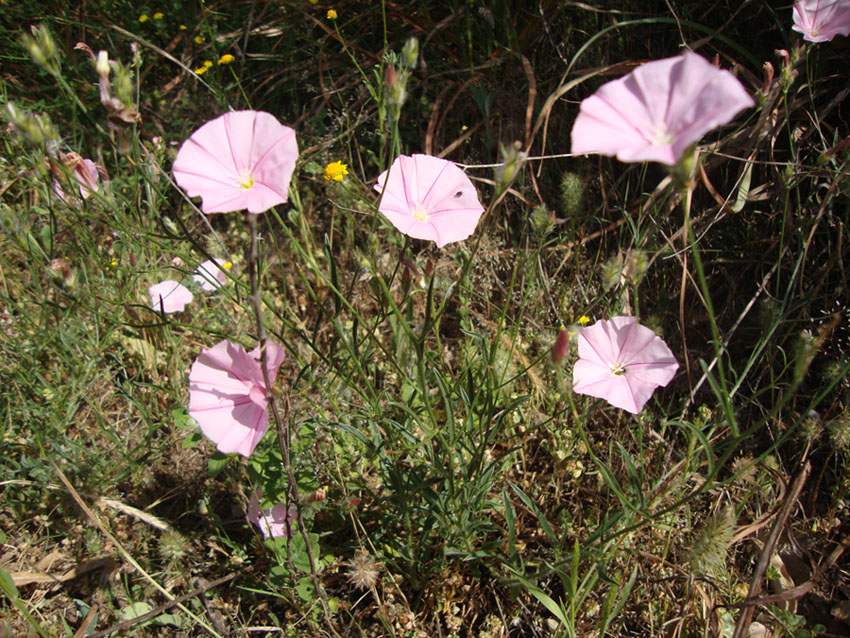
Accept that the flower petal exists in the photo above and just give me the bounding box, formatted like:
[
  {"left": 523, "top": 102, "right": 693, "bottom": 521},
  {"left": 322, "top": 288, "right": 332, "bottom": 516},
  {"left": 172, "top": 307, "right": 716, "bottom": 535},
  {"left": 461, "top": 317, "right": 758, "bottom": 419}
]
[
  {"left": 571, "top": 52, "right": 753, "bottom": 165},
  {"left": 375, "top": 154, "right": 484, "bottom": 248},
  {"left": 149, "top": 280, "right": 193, "bottom": 313},
  {"left": 173, "top": 111, "right": 298, "bottom": 214},
  {"left": 188, "top": 339, "right": 286, "bottom": 457},
  {"left": 572, "top": 317, "right": 678, "bottom": 414}
]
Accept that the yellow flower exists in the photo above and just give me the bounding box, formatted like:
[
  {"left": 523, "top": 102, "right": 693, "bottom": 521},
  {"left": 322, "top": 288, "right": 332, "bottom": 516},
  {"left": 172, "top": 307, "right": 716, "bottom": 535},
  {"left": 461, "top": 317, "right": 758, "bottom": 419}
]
[
  {"left": 577, "top": 315, "right": 591, "bottom": 325},
  {"left": 327, "top": 9, "right": 338, "bottom": 20},
  {"left": 324, "top": 160, "right": 349, "bottom": 182},
  {"left": 217, "top": 54, "right": 235, "bottom": 65},
  {"left": 222, "top": 261, "right": 233, "bottom": 270},
  {"left": 194, "top": 60, "right": 213, "bottom": 74},
  {"left": 194, "top": 35, "right": 205, "bottom": 44},
  {"left": 153, "top": 11, "right": 164, "bottom": 19},
  {"left": 138, "top": 14, "right": 149, "bottom": 22},
  {"left": 179, "top": 24, "right": 187, "bottom": 30}
]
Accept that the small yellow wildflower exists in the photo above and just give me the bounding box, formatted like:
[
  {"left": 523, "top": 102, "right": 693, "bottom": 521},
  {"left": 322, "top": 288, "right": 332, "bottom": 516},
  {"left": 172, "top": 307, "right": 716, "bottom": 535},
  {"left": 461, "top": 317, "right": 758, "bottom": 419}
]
[
  {"left": 327, "top": 9, "right": 338, "bottom": 20},
  {"left": 577, "top": 315, "right": 591, "bottom": 325},
  {"left": 217, "top": 54, "right": 235, "bottom": 65},
  {"left": 222, "top": 261, "right": 233, "bottom": 270},
  {"left": 194, "top": 60, "right": 213, "bottom": 75},
  {"left": 194, "top": 35, "right": 205, "bottom": 44},
  {"left": 179, "top": 24, "right": 187, "bottom": 30},
  {"left": 138, "top": 14, "right": 149, "bottom": 22},
  {"left": 461, "top": 124, "right": 468, "bottom": 132},
  {"left": 324, "top": 160, "right": 349, "bottom": 182},
  {"left": 153, "top": 11, "right": 164, "bottom": 19}
]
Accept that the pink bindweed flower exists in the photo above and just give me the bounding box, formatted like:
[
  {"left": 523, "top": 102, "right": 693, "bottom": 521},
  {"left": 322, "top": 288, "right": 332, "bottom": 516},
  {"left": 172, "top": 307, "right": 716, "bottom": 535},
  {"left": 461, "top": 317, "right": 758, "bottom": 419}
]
[
  {"left": 374, "top": 154, "right": 485, "bottom": 248},
  {"left": 571, "top": 52, "right": 754, "bottom": 166},
  {"left": 188, "top": 339, "right": 285, "bottom": 457},
  {"left": 53, "top": 153, "right": 102, "bottom": 203},
  {"left": 792, "top": 0, "right": 850, "bottom": 42},
  {"left": 192, "top": 259, "right": 230, "bottom": 291},
  {"left": 149, "top": 280, "right": 193, "bottom": 313},
  {"left": 572, "top": 316, "right": 678, "bottom": 414},
  {"left": 247, "top": 488, "right": 296, "bottom": 539},
  {"left": 172, "top": 110, "right": 298, "bottom": 214}
]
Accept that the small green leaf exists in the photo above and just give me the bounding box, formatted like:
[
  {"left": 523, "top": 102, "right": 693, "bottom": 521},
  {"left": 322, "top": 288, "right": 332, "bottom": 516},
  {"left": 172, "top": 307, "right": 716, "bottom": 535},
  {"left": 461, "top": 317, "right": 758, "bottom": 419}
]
[
  {"left": 207, "top": 452, "right": 229, "bottom": 478},
  {"left": 120, "top": 602, "right": 153, "bottom": 627},
  {"left": 295, "top": 576, "right": 315, "bottom": 601},
  {"left": 182, "top": 431, "right": 202, "bottom": 448}
]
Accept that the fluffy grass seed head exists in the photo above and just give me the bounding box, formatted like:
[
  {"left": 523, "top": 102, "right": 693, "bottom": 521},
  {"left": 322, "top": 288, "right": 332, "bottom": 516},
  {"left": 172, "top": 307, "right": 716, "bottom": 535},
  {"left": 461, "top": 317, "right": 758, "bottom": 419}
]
[
  {"left": 827, "top": 410, "right": 850, "bottom": 451},
  {"left": 347, "top": 548, "right": 381, "bottom": 590},
  {"left": 560, "top": 171, "right": 585, "bottom": 217},
  {"left": 324, "top": 160, "right": 349, "bottom": 182},
  {"left": 687, "top": 504, "right": 736, "bottom": 577}
]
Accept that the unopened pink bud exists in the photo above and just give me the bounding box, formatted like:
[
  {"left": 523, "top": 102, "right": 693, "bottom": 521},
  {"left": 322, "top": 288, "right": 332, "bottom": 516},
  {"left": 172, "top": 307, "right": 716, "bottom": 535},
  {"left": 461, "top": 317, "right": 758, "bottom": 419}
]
[{"left": 551, "top": 326, "right": 569, "bottom": 365}]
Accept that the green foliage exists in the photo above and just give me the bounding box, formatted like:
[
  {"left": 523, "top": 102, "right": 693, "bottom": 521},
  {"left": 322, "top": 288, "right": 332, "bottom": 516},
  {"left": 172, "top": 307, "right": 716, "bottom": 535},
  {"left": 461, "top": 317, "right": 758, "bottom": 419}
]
[{"left": 1, "top": 1, "right": 849, "bottom": 636}]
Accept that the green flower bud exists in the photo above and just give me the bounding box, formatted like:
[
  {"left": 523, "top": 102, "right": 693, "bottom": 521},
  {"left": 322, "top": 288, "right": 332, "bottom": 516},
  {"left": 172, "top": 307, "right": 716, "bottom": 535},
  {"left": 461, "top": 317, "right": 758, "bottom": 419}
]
[
  {"left": 495, "top": 141, "right": 527, "bottom": 195},
  {"left": 401, "top": 37, "right": 419, "bottom": 69}
]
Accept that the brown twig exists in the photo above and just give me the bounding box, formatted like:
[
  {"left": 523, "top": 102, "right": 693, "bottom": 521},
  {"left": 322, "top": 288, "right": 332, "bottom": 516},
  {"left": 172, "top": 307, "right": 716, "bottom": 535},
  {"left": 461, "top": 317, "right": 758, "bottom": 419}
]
[
  {"left": 730, "top": 461, "right": 811, "bottom": 638},
  {"left": 88, "top": 573, "right": 237, "bottom": 638}
]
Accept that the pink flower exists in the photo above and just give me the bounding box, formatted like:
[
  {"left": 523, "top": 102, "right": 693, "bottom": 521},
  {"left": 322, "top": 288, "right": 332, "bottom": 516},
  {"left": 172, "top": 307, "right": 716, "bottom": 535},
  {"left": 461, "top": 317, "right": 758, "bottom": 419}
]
[
  {"left": 172, "top": 110, "right": 298, "bottom": 214},
  {"left": 149, "top": 280, "right": 193, "bottom": 313},
  {"left": 572, "top": 316, "right": 678, "bottom": 414},
  {"left": 792, "top": 0, "right": 850, "bottom": 42},
  {"left": 248, "top": 488, "right": 296, "bottom": 539},
  {"left": 374, "top": 154, "right": 485, "bottom": 248},
  {"left": 193, "top": 259, "right": 229, "bottom": 291},
  {"left": 53, "top": 155, "right": 101, "bottom": 203},
  {"left": 571, "top": 52, "right": 754, "bottom": 166},
  {"left": 188, "top": 339, "right": 285, "bottom": 457}
]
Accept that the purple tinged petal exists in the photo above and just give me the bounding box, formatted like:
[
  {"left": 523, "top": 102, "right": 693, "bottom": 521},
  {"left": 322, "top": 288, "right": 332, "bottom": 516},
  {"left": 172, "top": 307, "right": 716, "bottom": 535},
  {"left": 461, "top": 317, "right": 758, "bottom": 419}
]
[{"left": 793, "top": 0, "right": 850, "bottom": 41}]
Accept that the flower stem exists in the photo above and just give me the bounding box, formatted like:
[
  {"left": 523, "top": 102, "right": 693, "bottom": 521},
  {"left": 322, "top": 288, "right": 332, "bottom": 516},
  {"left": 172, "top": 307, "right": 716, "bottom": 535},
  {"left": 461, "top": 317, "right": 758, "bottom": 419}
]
[
  {"left": 680, "top": 185, "right": 738, "bottom": 437},
  {"left": 246, "top": 213, "right": 339, "bottom": 633}
]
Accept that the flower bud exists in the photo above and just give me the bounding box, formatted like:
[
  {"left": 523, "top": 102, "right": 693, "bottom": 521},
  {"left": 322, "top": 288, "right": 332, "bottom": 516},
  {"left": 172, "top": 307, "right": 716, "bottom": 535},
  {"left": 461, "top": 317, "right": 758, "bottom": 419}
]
[
  {"left": 401, "top": 37, "right": 419, "bottom": 69},
  {"left": 48, "top": 258, "right": 76, "bottom": 289},
  {"left": 5, "top": 102, "right": 58, "bottom": 149},
  {"left": 495, "top": 141, "right": 527, "bottom": 195},
  {"left": 550, "top": 326, "right": 569, "bottom": 365},
  {"left": 22, "top": 25, "right": 60, "bottom": 76},
  {"left": 387, "top": 66, "right": 409, "bottom": 109},
  {"left": 96, "top": 51, "right": 110, "bottom": 78}
]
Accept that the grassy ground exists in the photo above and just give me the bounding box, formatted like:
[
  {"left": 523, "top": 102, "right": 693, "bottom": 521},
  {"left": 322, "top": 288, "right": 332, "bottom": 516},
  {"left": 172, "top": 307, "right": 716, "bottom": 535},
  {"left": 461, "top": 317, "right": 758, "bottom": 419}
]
[{"left": 1, "top": 0, "right": 849, "bottom": 636}]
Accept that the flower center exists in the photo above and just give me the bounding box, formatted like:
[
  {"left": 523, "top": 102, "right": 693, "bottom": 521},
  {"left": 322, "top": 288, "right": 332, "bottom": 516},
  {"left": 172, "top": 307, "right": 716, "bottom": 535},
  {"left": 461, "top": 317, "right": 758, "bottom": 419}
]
[
  {"left": 412, "top": 205, "right": 430, "bottom": 222},
  {"left": 239, "top": 171, "right": 255, "bottom": 190},
  {"left": 650, "top": 123, "right": 675, "bottom": 147},
  {"left": 610, "top": 363, "right": 626, "bottom": 376}
]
